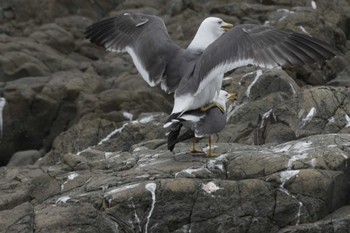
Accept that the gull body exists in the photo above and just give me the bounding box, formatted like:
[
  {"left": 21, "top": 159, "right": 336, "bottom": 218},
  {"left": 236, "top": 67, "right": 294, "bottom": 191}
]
[{"left": 164, "top": 90, "right": 236, "bottom": 155}]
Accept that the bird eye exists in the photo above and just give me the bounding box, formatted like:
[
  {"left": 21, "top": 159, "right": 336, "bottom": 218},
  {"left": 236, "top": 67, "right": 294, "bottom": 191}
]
[{"left": 218, "top": 21, "right": 223, "bottom": 24}]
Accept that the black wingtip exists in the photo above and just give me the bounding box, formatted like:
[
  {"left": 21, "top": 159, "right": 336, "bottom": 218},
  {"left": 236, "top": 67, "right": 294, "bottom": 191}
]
[
  {"left": 84, "top": 16, "right": 123, "bottom": 48},
  {"left": 167, "top": 130, "right": 179, "bottom": 151},
  {"left": 167, "top": 123, "right": 182, "bottom": 151},
  {"left": 288, "top": 32, "right": 339, "bottom": 64}
]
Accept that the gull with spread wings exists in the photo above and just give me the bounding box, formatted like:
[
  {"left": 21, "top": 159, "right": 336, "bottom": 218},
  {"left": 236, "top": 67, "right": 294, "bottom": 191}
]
[{"left": 85, "top": 12, "right": 337, "bottom": 120}]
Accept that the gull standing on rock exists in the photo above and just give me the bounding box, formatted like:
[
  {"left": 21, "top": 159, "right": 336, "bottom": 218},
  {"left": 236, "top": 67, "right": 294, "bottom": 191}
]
[{"left": 164, "top": 90, "right": 236, "bottom": 156}]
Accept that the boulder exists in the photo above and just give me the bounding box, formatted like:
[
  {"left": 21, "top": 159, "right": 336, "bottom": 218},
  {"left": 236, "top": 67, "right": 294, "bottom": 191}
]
[
  {"left": 0, "top": 202, "right": 34, "bottom": 233},
  {"left": 0, "top": 167, "right": 60, "bottom": 211},
  {"left": 38, "top": 112, "right": 168, "bottom": 166},
  {"left": 34, "top": 203, "right": 116, "bottom": 233},
  {"left": 217, "top": 70, "right": 350, "bottom": 146},
  {"left": 29, "top": 23, "right": 75, "bottom": 54},
  {"left": 0, "top": 0, "right": 121, "bottom": 23},
  {"left": 7, "top": 150, "right": 43, "bottom": 167},
  {"left": 261, "top": 86, "right": 350, "bottom": 144},
  {"left": 0, "top": 36, "right": 80, "bottom": 81},
  {"left": 278, "top": 206, "right": 350, "bottom": 233},
  {"left": 0, "top": 69, "right": 105, "bottom": 165},
  {"left": 219, "top": 68, "right": 300, "bottom": 145}
]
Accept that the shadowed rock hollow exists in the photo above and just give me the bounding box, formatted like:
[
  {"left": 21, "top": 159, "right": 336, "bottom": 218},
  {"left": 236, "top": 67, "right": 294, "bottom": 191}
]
[{"left": 1, "top": 0, "right": 350, "bottom": 232}]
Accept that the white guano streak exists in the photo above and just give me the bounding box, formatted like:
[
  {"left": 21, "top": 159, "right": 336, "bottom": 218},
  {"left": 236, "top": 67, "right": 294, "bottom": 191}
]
[
  {"left": 123, "top": 111, "right": 133, "bottom": 121},
  {"left": 105, "top": 183, "right": 140, "bottom": 196},
  {"left": 246, "top": 69, "right": 263, "bottom": 97},
  {"left": 299, "top": 26, "right": 311, "bottom": 37},
  {"left": 279, "top": 169, "right": 303, "bottom": 226},
  {"left": 260, "top": 109, "right": 273, "bottom": 128},
  {"left": 98, "top": 123, "right": 128, "bottom": 145},
  {"left": 175, "top": 166, "right": 206, "bottom": 178},
  {"left": 145, "top": 183, "right": 157, "bottom": 233},
  {"left": 289, "top": 83, "right": 296, "bottom": 94},
  {"left": 56, "top": 196, "right": 71, "bottom": 204},
  {"left": 280, "top": 170, "right": 300, "bottom": 188},
  {"left": 76, "top": 123, "right": 128, "bottom": 155},
  {"left": 345, "top": 114, "right": 350, "bottom": 128},
  {"left": 202, "top": 181, "right": 223, "bottom": 194},
  {"left": 301, "top": 107, "right": 316, "bottom": 128},
  {"left": 61, "top": 172, "right": 79, "bottom": 191},
  {"left": 130, "top": 199, "right": 142, "bottom": 232},
  {"left": 311, "top": 1, "right": 317, "bottom": 9},
  {"left": 0, "top": 98, "right": 6, "bottom": 138},
  {"left": 138, "top": 115, "right": 155, "bottom": 124},
  {"left": 280, "top": 170, "right": 303, "bottom": 226}
]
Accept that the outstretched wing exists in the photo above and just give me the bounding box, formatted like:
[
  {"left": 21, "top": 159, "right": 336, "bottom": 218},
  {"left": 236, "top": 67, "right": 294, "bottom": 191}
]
[
  {"left": 85, "top": 13, "right": 182, "bottom": 89},
  {"left": 191, "top": 24, "right": 337, "bottom": 95}
]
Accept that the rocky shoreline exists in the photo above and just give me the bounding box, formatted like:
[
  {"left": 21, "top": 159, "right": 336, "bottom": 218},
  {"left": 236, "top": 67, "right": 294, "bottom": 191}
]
[{"left": 1, "top": 0, "right": 350, "bottom": 232}]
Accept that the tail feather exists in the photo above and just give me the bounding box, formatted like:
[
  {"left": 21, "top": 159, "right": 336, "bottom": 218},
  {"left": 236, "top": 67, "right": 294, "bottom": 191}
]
[{"left": 167, "top": 123, "right": 182, "bottom": 151}]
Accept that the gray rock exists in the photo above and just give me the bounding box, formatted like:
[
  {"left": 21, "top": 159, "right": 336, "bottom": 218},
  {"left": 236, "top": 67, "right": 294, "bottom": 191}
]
[
  {"left": 221, "top": 75, "right": 350, "bottom": 146},
  {"left": 0, "top": 37, "right": 78, "bottom": 81},
  {"left": 7, "top": 149, "right": 43, "bottom": 167},
  {"left": 327, "top": 51, "right": 350, "bottom": 87},
  {"left": 219, "top": 68, "right": 300, "bottom": 145},
  {"left": 261, "top": 86, "right": 350, "bottom": 143},
  {"left": 0, "top": 167, "right": 60, "bottom": 211},
  {"left": 29, "top": 23, "right": 75, "bottom": 54},
  {"left": 39, "top": 112, "right": 168, "bottom": 166},
  {"left": 0, "top": 69, "right": 105, "bottom": 165},
  {"left": 278, "top": 206, "right": 350, "bottom": 233},
  {"left": 0, "top": 202, "right": 34, "bottom": 233},
  {"left": 34, "top": 203, "right": 116, "bottom": 233},
  {"left": 0, "top": 0, "right": 120, "bottom": 23}
]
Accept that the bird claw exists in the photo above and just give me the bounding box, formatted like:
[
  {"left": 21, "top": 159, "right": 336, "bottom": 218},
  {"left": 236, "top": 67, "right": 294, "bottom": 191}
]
[
  {"left": 206, "top": 152, "right": 220, "bottom": 157},
  {"left": 189, "top": 148, "right": 204, "bottom": 154},
  {"left": 200, "top": 101, "right": 224, "bottom": 113},
  {"left": 228, "top": 92, "right": 237, "bottom": 101}
]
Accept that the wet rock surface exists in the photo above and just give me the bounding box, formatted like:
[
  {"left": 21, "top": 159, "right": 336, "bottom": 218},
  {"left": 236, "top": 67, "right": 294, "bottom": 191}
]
[{"left": 1, "top": 0, "right": 350, "bottom": 232}]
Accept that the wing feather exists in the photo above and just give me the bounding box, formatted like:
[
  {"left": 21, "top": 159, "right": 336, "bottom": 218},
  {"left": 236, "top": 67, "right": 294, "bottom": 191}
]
[
  {"left": 192, "top": 24, "right": 337, "bottom": 95},
  {"left": 85, "top": 13, "right": 183, "bottom": 90}
]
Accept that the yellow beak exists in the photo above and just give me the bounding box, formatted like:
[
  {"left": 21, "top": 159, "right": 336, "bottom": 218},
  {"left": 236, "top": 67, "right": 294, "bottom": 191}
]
[
  {"left": 221, "top": 22, "right": 234, "bottom": 32},
  {"left": 228, "top": 92, "right": 237, "bottom": 101}
]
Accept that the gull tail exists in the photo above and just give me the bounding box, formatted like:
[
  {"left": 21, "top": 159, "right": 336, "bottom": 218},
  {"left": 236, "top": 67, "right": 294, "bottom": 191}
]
[{"left": 167, "top": 122, "right": 182, "bottom": 151}]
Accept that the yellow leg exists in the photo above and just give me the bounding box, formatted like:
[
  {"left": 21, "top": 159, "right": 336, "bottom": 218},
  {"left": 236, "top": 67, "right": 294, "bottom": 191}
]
[
  {"left": 209, "top": 136, "right": 212, "bottom": 155},
  {"left": 189, "top": 138, "right": 203, "bottom": 153},
  {"left": 200, "top": 101, "right": 224, "bottom": 113},
  {"left": 207, "top": 136, "right": 219, "bottom": 157}
]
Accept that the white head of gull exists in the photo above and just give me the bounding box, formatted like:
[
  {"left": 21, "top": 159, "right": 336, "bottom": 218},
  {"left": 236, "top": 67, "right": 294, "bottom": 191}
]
[{"left": 187, "top": 17, "right": 233, "bottom": 51}]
